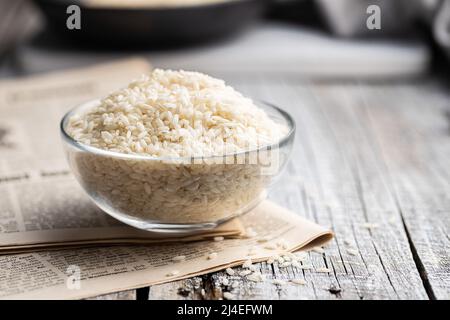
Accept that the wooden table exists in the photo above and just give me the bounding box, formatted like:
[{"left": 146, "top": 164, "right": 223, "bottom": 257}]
[
  {"left": 1, "top": 1, "right": 449, "bottom": 300},
  {"left": 85, "top": 79, "right": 447, "bottom": 300}
]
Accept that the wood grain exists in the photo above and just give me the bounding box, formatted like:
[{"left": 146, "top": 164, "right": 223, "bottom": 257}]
[
  {"left": 141, "top": 79, "right": 448, "bottom": 300},
  {"left": 354, "top": 83, "right": 450, "bottom": 299}
]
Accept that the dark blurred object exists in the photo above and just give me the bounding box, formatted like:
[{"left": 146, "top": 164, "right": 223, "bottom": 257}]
[
  {"left": 434, "top": 0, "right": 450, "bottom": 59},
  {"left": 315, "top": 0, "right": 450, "bottom": 63},
  {"left": 0, "top": 0, "right": 39, "bottom": 62},
  {"left": 267, "top": 0, "right": 324, "bottom": 28},
  {"left": 32, "top": 0, "right": 269, "bottom": 48}
]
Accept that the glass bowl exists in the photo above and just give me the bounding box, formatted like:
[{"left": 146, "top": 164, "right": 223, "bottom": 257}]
[{"left": 60, "top": 100, "right": 295, "bottom": 233}]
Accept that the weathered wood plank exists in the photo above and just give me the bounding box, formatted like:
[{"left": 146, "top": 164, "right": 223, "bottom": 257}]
[
  {"left": 303, "top": 83, "right": 429, "bottom": 299},
  {"left": 143, "top": 80, "right": 447, "bottom": 300},
  {"left": 233, "top": 81, "right": 427, "bottom": 299},
  {"left": 354, "top": 83, "right": 450, "bottom": 299}
]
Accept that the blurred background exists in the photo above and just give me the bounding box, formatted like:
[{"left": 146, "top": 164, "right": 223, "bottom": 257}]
[{"left": 0, "top": 0, "right": 449, "bottom": 80}]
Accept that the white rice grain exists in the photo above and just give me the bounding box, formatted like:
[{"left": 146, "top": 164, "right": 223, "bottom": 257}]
[
  {"left": 272, "top": 279, "right": 286, "bottom": 286},
  {"left": 362, "top": 222, "right": 379, "bottom": 230},
  {"left": 225, "top": 268, "right": 235, "bottom": 276},
  {"left": 223, "top": 292, "right": 235, "bottom": 300},
  {"left": 172, "top": 255, "right": 186, "bottom": 262},
  {"left": 247, "top": 272, "right": 266, "bottom": 282},
  {"left": 316, "top": 267, "right": 331, "bottom": 273},
  {"left": 291, "top": 279, "right": 306, "bottom": 285},
  {"left": 242, "top": 259, "right": 253, "bottom": 269},
  {"left": 239, "top": 270, "right": 252, "bottom": 277}
]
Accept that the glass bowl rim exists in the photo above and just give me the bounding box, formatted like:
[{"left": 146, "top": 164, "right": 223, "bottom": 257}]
[{"left": 60, "top": 99, "right": 296, "bottom": 162}]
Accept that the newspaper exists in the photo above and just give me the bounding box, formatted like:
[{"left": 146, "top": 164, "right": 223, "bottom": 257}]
[
  {"left": 0, "top": 59, "right": 333, "bottom": 299},
  {"left": 0, "top": 58, "right": 244, "bottom": 253},
  {"left": 0, "top": 201, "right": 332, "bottom": 299}
]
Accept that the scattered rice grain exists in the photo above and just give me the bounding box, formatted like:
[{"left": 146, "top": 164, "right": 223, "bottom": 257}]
[
  {"left": 242, "top": 259, "right": 253, "bottom": 269},
  {"left": 223, "top": 292, "right": 235, "bottom": 300},
  {"left": 263, "top": 243, "right": 277, "bottom": 250},
  {"left": 245, "top": 228, "right": 258, "bottom": 238},
  {"left": 239, "top": 270, "right": 252, "bottom": 277},
  {"left": 279, "top": 262, "right": 292, "bottom": 268},
  {"left": 208, "top": 252, "right": 218, "bottom": 260},
  {"left": 362, "top": 222, "right": 379, "bottom": 230},
  {"left": 225, "top": 268, "right": 235, "bottom": 276},
  {"left": 291, "top": 279, "right": 306, "bottom": 285},
  {"left": 247, "top": 272, "right": 265, "bottom": 282}
]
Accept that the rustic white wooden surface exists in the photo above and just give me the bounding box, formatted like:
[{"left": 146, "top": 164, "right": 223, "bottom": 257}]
[{"left": 91, "top": 79, "right": 449, "bottom": 300}]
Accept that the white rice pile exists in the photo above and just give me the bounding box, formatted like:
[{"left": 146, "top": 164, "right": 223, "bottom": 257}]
[
  {"left": 67, "top": 69, "right": 283, "bottom": 158},
  {"left": 65, "top": 69, "right": 287, "bottom": 224}
]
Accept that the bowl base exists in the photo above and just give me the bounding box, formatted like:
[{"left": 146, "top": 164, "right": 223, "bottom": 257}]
[{"left": 92, "top": 191, "right": 267, "bottom": 234}]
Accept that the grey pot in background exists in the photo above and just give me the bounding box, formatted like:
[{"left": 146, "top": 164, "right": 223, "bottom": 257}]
[
  {"left": 315, "top": 0, "right": 450, "bottom": 62},
  {"left": 315, "top": 0, "right": 444, "bottom": 37}
]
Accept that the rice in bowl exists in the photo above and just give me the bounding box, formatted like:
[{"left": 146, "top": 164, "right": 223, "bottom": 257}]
[{"left": 62, "top": 69, "right": 294, "bottom": 229}]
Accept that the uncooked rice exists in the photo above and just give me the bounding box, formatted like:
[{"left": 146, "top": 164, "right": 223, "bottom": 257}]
[
  {"left": 245, "top": 227, "right": 257, "bottom": 238},
  {"left": 346, "top": 248, "right": 359, "bottom": 256},
  {"left": 316, "top": 267, "right": 331, "bottom": 273},
  {"left": 222, "top": 292, "right": 235, "bottom": 300},
  {"left": 298, "top": 265, "right": 313, "bottom": 270},
  {"left": 266, "top": 257, "right": 276, "bottom": 264},
  {"left": 239, "top": 270, "right": 252, "bottom": 277},
  {"left": 291, "top": 279, "right": 306, "bottom": 285},
  {"left": 207, "top": 252, "right": 218, "bottom": 260},
  {"left": 225, "top": 268, "right": 235, "bottom": 276},
  {"left": 220, "top": 277, "right": 229, "bottom": 286},
  {"left": 172, "top": 255, "right": 186, "bottom": 262},
  {"left": 279, "top": 262, "right": 292, "bottom": 268},
  {"left": 264, "top": 244, "right": 277, "bottom": 250},
  {"left": 362, "top": 222, "right": 379, "bottom": 229},
  {"left": 272, "top": 279, "right": 286, "bottom": 286},
  {"left": 247, "top": 271, "right": 266, "bottom": 282},
  {"left": 66, "top": 69, "right": 287, "bottom": 224}
]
